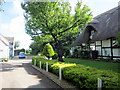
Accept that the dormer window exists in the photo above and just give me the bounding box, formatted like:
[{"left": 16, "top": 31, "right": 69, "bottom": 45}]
[
  {"left": 86, "top": 26, "right": 96, "bottom": 40},
  {"left": 90, "top": 30, "right": 95, "bottom": 40}
]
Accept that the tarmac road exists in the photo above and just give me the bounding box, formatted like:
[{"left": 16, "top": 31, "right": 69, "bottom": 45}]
[{"left": 0, "top": 59, "right": 61, "bottom": 89}]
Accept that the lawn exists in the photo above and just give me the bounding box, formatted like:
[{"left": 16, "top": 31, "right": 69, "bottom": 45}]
[
  {"left": 62, "top": 58, "right": 120, "bottom": 73},
  {"left": 33, "top": 57, "right": 120, "bottom": 88}
]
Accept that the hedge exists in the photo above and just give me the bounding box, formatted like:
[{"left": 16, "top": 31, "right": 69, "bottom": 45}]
[{"left": 32, "top": 57, "right": 120, "bottom": 88}]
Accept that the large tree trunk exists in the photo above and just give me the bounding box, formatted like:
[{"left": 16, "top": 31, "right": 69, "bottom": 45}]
[{"left": 56, "top": 41, "right": 64, "bottom": 62}]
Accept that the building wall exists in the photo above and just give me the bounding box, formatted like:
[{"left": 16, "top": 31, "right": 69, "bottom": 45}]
[
  {"left": 95, "top": 40, "right": 111, "bottom": 59},
  {"left": 0, "top": 40, "right": 9, "bottom": 59},
  {"left": 9, "top": 43, "right": 14, "bottom": 57},
  {"left": 113, "top": 48, "right": 120, "bottom": 59},
  {"left": 90, "top": 43, "right": 95, "bottom": 50},
  {"left": 102, "top": 40, "right": 111, "bottom": 57},
  {"left": 96, "top": 41, "right": 102, "bottom": 55},
  {"left": 95, "top": 39, "right": 120, "bottom": 59}
]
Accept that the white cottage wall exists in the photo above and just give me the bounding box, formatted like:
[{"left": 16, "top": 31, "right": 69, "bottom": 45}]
[
  {"left": 0, "top": 40, "right": 9, "bottom": 59},
  {"left": 102, "top": 40, "right": 111, "bottom": 47}
]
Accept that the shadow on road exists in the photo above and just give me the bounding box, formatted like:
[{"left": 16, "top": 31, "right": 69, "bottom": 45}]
[
  {"left": 1, "top": 63, "right": 23, "bottom": 72},
  {"left": 1, "top": 63, "right": 14, "bottom": 72},
  {"left": 23, "top": 63, "right": 62, "bottom": 89}
]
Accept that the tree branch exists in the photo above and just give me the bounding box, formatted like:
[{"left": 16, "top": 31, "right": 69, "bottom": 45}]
[
  {"left": 40, "top": 10, "right": 53, "bottom": 32},
  {"left": 58, "top": 19, "right": 82, "bottom": 35}
]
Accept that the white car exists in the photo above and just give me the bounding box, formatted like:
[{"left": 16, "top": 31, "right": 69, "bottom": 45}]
[{"left": 19, "top": 52, "right": 26, "bottom": 59}]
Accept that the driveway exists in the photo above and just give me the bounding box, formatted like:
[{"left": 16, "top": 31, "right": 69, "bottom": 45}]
[{"left": 0, "top": 59, "right": 61, "bottom": 89}]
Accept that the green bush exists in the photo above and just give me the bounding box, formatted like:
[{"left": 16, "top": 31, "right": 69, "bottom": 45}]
[
  {"left": 42, "top": 43, "right": 55, "bottom": 59},
  {"left": 32, "top": 57, "right": 120, "bottom": 88},
  {"left": 52, "top": 53, "right": 58, "bottom": 59}
]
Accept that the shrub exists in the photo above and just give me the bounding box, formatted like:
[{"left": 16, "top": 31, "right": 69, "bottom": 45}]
[
  {"left": 52, "top": 53, "right": 58, "bottom": 59},
  {"left": 42, "top": 43, "right": 55, "bottom": 59},
  {"left": 32, "top": 57, "right": 120, "bottom": 89}
]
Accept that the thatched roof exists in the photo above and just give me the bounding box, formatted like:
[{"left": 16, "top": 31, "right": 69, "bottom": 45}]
[{"left": 71, "top": 6, "right": 120, "bottom": 46}]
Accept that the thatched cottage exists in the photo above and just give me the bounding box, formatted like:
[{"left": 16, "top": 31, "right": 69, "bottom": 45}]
[{"left": 71, "top": 6, "right": 120, "bottom": 60}]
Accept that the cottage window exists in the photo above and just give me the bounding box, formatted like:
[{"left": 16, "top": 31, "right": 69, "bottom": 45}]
[{"left": 90, "top": 30, "right": 95, "bottom": 39}]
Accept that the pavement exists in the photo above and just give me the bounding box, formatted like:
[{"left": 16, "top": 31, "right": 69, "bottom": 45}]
[{"left": 0, "top": 59, "right": 61, "bottom": 89}]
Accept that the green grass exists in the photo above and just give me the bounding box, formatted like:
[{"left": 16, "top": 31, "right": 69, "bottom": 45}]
[
  {"left": 32, "top": 57, "right": 120, "bottom": 88},
  {"left": 61, "top": 58, "right": 120, "bottom": 73}
]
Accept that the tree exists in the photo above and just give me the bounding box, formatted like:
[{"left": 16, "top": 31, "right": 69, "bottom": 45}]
[
  {"left": 0, "top": 0, "right": 4, "bottom": 11},
  {"left": 14, "top": 41, "right": 20, "bottom": 49},
  {"left": 20, "top": 48, "right": 25, "bottom": 52},
  {"left": 29, "top": 42, "right": 41, "bottom": 55},
  {"left": 29, "top": 35, "right": 54, "bottom": 55},
  {"left": 42, "top": 43, "right": 55, "bottom": 59},
  {"left": 21, "top": 1, "right": 92, "bottom": 62}
]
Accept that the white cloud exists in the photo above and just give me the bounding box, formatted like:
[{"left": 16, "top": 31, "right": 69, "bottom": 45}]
[
  {"left": 15, "top": 34, "right": 32, "bottom": 49},
  {"left": 13, "top": 0, "right": 23, "bottom": 14},
  {"left": 0, "top": 0, "right": 32, "bottom": 49},
  {"left": 82, "top": 0, "right": 119, "bottom": 17},
  {"left": 0, "top": 15, "right": 25, "bottom": 35},
  {"left": 7, "top": 0, "right": 24, "bottom": 15},
  {"left": 0, "top": 15, "right": 32, "bottom": 49},
  {"left": 9, "top": 15, "right": 25, "bottom": 33}
]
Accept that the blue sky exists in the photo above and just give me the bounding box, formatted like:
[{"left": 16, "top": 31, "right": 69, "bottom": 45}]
[{"left": 0, "top": 0, "right": 119, "bottom": 49}]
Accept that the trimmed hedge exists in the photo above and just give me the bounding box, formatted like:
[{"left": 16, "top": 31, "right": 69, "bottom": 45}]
[{"left": 32, "top": 57, "right": 120, "bottom": 88}]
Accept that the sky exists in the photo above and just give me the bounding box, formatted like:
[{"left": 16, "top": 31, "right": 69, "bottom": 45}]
[{"left": 0, "top": 0, "right": 119, "bottom": 49}]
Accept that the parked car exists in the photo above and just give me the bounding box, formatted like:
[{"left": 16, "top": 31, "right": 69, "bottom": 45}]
[{"left": 19, "top": 52, "right": 26, "bottom": 59}]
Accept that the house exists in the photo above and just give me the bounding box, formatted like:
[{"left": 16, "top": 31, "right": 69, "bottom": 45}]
[
  {"left": 5, "top": 36, "right": 14, "bottom": 59},
  {"left": 0, "top": 33, "right": 14, "bottom": 59},
  {"left": 71, "top": 6, "right": 120, "bottom": 60},
  {"left": 0, "top": 34, "right": 9, "bottom": 59}
]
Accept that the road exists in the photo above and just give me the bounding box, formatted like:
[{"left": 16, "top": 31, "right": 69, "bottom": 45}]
[{"left": 0, "top": 59, "right": 61, "bottom": 89}]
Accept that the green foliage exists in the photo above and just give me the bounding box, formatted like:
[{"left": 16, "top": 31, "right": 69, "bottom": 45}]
[
  {"left": 52, "top": 53, "right": 58, "bottom": 59},
  {"left": 15, "top": 48, "right": 26, "bottom": 55},
  {"left": 0, "top": 0, "right": 4, "bottom": 11},
  {"left": 64, "top": 58, "right": 120, "bottom": 73},
  {"left": 29, "top": 42, "right": 41, "bottom": 55},
  {"left": 30, "top": 35, "right": 54, "bottom": 55},
  {"left": 42, "top": 43, "right": 55, "bottom": 58},
  {"left": 14, "top": 41, "right": 20, "bottom": 49},
  {"left": 63, "top": 47, "right": 70, "bottom": 58},
  {"left": 20, "top": 48, "right": 25, "bottom": 52},
  {"left": 32, "top": 35, "right": 54, "bottom": 45},
  {"left": 25, "top": 49, "right": 31, "bottom": 55},
  {"left": 21, "top": 1, "right": 92, "bottom": 61},
  {"left": 117, "top": 32, "right": 120, "bottom": 45},
  {"left": 32, "top": 57, "right": 120, "bottom": 88}
]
